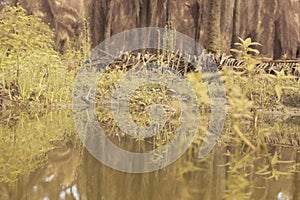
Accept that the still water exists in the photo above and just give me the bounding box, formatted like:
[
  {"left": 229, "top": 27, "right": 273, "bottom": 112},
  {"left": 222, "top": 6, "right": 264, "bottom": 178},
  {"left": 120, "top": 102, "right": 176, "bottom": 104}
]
[{"left": 0, "top": 109, "right": 299, "bottom": 200}]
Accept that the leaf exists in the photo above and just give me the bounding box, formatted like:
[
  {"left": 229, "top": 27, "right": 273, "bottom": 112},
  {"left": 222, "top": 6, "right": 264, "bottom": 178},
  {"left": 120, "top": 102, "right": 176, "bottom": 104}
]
[
  {"left": 281, "top": 86, "right": 298, "bottom": 90},
  {"left": 271, "top": 151, "right": 278, "bottom": 165},
  {"left": 249, "top": 42, "right": 262, "bottom": 46},
  {"left": 238, "top": 37, "right": 245, "bottom": 44},
  {"left": 230, "top": 49, "right": 240, "bottom": 53},
  {"left": 233, "top": 125, "right": 256, "bottom": 151},
  {"left": 234, "top": 42, "right": 242, "bottom": 46},
  {"left": 247, "top": 48, "right": 260, "bottom": 55},
  {"left": 244, "top": 38, "right": 252, "bottom": 47},
  {"left": 255, "top": 165, "right": 271, "bottom": 175},
  {"left": 274, "top": 84, "right": 282, "bottom": 101}
]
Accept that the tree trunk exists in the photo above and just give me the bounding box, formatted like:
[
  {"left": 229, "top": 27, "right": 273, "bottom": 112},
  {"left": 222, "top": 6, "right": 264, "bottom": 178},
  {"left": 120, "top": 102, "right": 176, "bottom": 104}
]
[
  {"left": 273, "top": 19, "right": 283, "bottom": 60},
  {"left": 187, "top": 1, "right": 201, "bottom": 43},
  {"left": 244, "top": 0, "right": 260, "bottom": 42},
  {"left": 296, "top": 46, "right": 300, "bottom": 58},
  {"left": 206, "top": 0, "right": 221, "bottom": 53},
  {"left": 230, "top": 0, "right": 240, "bottom": 53},
  {"left": 138, "top": 0, "right": 151, "bottom": 27},
  {"left": 90, "top": 0, "right": 102, "bottom": 46}
]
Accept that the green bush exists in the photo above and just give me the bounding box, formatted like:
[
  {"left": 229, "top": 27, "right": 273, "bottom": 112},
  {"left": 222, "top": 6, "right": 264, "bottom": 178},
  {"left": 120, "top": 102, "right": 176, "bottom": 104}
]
[{"left": 0, "top": 5, "right": 77, "bottom": 104}]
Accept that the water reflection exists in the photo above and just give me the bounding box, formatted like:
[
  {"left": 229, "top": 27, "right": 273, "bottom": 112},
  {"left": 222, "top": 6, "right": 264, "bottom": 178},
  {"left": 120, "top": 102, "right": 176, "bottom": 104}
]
[{"left": 0, "top": 110, "right": 299, "bottom": 200}]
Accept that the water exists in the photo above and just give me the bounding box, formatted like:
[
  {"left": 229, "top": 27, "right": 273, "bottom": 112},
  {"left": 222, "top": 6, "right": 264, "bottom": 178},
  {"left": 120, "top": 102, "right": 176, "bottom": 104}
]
[{"left": 0, "top": 109, "right": 299, "bottom": 200}]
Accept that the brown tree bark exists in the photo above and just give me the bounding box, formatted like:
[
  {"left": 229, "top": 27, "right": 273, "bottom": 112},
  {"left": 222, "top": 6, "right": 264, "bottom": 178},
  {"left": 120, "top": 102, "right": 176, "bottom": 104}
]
[
  {"left": 206, "top": 0, "right": 221, "bottom": 53},
  {"left": 273, "top": 19, "right": 283, "bottom": 60},
  {"left": 187, "top": 1, "right": 202, "bottom": 43},
  {"left": 2, "top": 0, "right": 300, "bottom": 58},
  {"left": 138, "top": 0, "right": 151, "bottom": 27},
  {"left": 296, "top": 47, "right": 300, "bottom": 58},
  {"left": 230, "top": 0, "right": 240, "bottom": 53},
  {"left": 89, "top": 0, "right": 112, "bottom": 47}
]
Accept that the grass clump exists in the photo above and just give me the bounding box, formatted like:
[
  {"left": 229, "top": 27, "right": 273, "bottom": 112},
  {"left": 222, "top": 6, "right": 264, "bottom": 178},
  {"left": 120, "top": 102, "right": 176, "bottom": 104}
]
[
  {"left": 0, "top": 5, "right": 85, "bottom": 107},
  {"left": 218, "top": 37, "right": 300, "bottom": 199},
  {"left": 94, "top": 55, "right": 210, "bottom": 152},
  {"left": 220, "top": 37, "right": 300, "bottom": 147}
]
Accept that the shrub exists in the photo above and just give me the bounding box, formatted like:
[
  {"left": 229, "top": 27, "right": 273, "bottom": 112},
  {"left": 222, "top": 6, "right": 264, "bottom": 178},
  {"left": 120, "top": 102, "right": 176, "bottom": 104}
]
[{"left": 0, "top": 5, "right": 77, "bottom": 104}]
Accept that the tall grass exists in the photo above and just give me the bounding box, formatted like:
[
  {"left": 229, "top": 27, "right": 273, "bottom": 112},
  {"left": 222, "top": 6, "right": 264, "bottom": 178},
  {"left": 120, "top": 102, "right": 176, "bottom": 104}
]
[{"left": 0, "top": 5, "right": 87, "bottom": 106}]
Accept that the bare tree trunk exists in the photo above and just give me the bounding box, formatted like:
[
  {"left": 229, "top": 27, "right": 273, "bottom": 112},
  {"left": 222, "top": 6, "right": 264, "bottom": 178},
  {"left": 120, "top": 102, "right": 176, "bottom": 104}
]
[
  {"left": 90, "top": 0, "right": 102, "bottom": 46},
  {"left": 245, "top": 0, "right": 260, "bottom": 41},
  {"left": 187, "top": 1, "right": 201, "bottom": 43},
  {"left": 138, "top": 0, "right": 151, "bottom": 27},
  {"left": 273, "top": 19, "right": 283, "bottom": 59},
  {"left": 230, "top": 0, "right": 240, "bottom": 53},
  {"left": 220, "top": 0, "right": 226, "bottom": 33},
  {"left": 89, "top": 0, "right": 112, "bottom": 47},
  {"left": 206, "top": 0, "right": 221, "bottom": 53},
  {"left": 296, "top": 46, "right": 300, "bottom": 58},
  {"left": 165, "top": 0, "right": 172, "bottom": 26},
  {"left": 104, "top": 0, "right": 112, "bottom": 39}
]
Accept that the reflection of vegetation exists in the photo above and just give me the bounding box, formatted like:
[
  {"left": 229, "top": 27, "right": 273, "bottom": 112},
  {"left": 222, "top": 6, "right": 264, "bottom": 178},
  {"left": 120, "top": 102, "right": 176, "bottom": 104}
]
[{"left": 0, "top": 110, "right": 76, "bottom": 182}]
